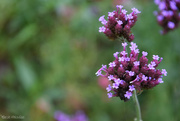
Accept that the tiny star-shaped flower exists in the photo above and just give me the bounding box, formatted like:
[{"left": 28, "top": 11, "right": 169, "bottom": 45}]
[
  {"left": 113, "top": 52, "right": 119, "bottom": 58},
  {"left": 117, "top": 20, "right": 123, "bottom": 25},
  {"left": 108, "top": 75, "right": 114, "bottom": 80},
  {"left": 142, "top": 51, "right": 148, "bottom": 56},
  {"left": 99, "top": 26, "right": 106, "bottom": 32},
  {"left": 124, "top": 91, "right": 132, "bottom": 99},
  {"left": 108, "top": 12, "right": 115, "bottom": 17},
  {"left": 121, "top": 51, "right": 127, "bottom": 56},
  {"left": 142, "top": 75, "right": 148, "bottom": 81},
  {"left": 101, "top": 20, "right": 107, "bottom": 25},
  {"left": 129, "top": 85, "right": 135, "bottom": 91},
  {"left": 158, "top": 78, "right": 164, "bottom": 83},
  {"left": 112, "top": 83, "right": 119, "bottom": 89},
  {"left": 162, "top": 69, "right": 167, "bottom": 76},
  {"left": 125, "top": 57, "right": 130, "bottom": 61},
  {"left": 119, "top": 57, "right": 125, "bottom": 62},
  {"left": 116, "top": 5, "right": 123, "bottom": 9},
  {"left": 130, "top": 42, "right": 138, "bottom": 51},
  {"left": 148, "top": 64, "right": 155, "bottom": 70},
  {"left": 101, "top": 64, "right": 107, "bottom": 70},
  {"left": 134, "top": 61, "right": 140, "bottom": 66},
  {"left": 132, "top": 7, "right": 141, "bottom": 14},
  {"left": 107, "top": 92, "right": 113, "bottom": 98},
  {"left": 129, "top": 71, "right": 135, "bottom": 76},
  {"left": 106, "top": 84, "right": 112, "bottom": 92},
  {"left": 109, "top": 62, "right": 116, "bottom": 67},
  {"left": 122, "top": 9, "right": 127, "bottom": 14},
  {"left": 99, "top": 15, "right": 105, "bottom": 22},
  {"left": 134, "top": 49, "right": 140, "bottom": 54},
  {"left": 122, "top": 42, "right": 128, "bottom": 48},
  {"left": 95, "top": 70, "right": 102, "bottom": 76},
  {"left": 127, "top": 14, "right": 133, "bottom": 19},
  {"left": 153, "top": 55, "right": 160, "bottom": 60},
  {"left": 151, "top": 61, "right": 156, "bottom": 67}
]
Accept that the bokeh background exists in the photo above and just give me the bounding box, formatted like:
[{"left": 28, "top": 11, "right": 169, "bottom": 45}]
[{"left": 0, "top": 0, "right": 180, "bottom": 121}]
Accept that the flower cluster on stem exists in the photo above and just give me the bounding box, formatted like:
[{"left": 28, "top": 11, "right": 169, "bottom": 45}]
[
  {"left": 96, "top": 42, "right": 167, "bottom": 101},
  {"left": 99, "top": 5, "right": 141, "bottom": 42}
]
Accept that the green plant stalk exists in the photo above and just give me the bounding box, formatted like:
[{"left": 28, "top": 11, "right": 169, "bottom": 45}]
[{"left": 133, "top": 90, "right": 142, "bottom": 121}]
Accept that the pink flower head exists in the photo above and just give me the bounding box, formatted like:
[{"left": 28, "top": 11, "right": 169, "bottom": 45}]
[
  {"left": 98, "top": 5, "right": 140, "bottom": 42},
  {"left": 96, "top": 42, "right": 167, "bottom": 101}
]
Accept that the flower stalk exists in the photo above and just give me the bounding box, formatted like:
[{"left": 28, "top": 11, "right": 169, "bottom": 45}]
[{"left": 133, "top": 90, "right": 142, "bottom": 121}]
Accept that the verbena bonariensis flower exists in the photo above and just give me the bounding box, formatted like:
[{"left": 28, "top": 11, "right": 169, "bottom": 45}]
[
  {"left": 95, "top": 42, "right": 167, "bottom": 102},
  {"left": 99, "top": 5, "right": 141, "bottom": 42},
  {"left": 54, "top": 110, "right": 88, "bottom": 121},
  {"left": 154, "top": 0, "right": 180, "bottom": 34}
]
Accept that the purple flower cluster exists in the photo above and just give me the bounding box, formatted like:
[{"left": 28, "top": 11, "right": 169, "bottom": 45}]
[
  {"left": 154, "top": 0, "right": 180, "bottom": 34},
  {"left": 54, "top": 110, "right": 88, "bottom": 121},
  {"left": 99, "top": 5, "right": 141, "bottom": 42},
  {"left": 95, "top": 42, "right": 167, "bottom": 102}
]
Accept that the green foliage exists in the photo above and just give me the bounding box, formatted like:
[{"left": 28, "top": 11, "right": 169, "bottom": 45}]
[{"left": 0, "top": 0, "right": 180, "bottom": 121}]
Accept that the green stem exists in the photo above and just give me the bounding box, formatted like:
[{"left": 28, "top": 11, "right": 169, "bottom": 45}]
[{"left": 133, "top": 90, "right": 142, "bottom": 121}]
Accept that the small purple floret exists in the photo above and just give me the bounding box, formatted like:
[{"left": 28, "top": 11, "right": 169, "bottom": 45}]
[
  {"left": 129, "top": 85, "right": 135, "bottom": 91},
  {"left": 168, "top": 21, "right": 175, "bottom": 29},
  {"left": 124, "top": 91, "right": 132, "bottom": 99}
]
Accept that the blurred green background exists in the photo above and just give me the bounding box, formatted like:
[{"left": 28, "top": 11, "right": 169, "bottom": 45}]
[{"left": 0, "top": 0, "right": 180, "bottom": 121}]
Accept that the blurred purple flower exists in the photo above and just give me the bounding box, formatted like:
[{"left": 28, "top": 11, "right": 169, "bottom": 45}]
[
  {"left": 154, "top": 0, "right": 180, "bottom": 34},
  {"left": 54, "top": 110, "right": 88, "bottom": 121}
]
